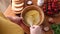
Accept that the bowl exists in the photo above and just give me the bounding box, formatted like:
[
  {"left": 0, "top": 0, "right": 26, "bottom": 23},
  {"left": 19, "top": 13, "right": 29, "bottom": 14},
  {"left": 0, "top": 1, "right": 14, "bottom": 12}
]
[{"left": 22, "top": 5, "right": 44, "bottom": 27}]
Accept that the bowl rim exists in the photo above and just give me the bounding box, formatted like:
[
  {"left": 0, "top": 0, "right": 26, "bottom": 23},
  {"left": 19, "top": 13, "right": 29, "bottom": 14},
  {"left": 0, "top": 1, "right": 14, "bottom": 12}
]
[{"left": 21, "top": 5, "right": 44, "bottom": 27}]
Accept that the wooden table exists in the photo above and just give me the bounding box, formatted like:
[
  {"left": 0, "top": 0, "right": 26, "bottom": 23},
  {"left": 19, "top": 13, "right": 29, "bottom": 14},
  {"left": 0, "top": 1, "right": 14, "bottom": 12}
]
[{"left": 4, "top": 0, "right": 60, "bottom": 34}]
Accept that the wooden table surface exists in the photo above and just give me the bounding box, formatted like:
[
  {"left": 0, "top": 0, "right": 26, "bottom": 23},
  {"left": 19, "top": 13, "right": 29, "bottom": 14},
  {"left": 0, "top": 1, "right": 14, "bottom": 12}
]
[{"left": 4, "top": 0, "right": 60, "bottom": 34}]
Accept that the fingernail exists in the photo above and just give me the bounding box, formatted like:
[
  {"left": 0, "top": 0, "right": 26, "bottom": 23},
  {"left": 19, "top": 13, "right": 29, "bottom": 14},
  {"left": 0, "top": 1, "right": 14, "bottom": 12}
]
[{"left": 32, "top": 27, "right": 35, "bottom": 29}]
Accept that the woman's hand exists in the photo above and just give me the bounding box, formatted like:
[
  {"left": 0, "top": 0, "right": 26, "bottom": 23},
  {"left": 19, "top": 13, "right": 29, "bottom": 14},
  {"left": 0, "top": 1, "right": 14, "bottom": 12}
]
[
  {"left": 30, "top": 25, "right": 43, "bottom": 34},
  {"left": 7, "top": 16, "right": 30, "bottom": 34}
]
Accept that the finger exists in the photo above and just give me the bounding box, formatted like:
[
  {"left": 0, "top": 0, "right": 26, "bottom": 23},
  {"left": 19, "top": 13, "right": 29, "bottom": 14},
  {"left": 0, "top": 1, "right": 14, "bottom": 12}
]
[
  {"left": 20, "top": 17, "right": 23, "bottom": 20},
  {"left": 7, "top": 16, "right": 21, "bottom": 23},
  {"left": 30, "top": 25, "right": 40, "bottom": 29}
]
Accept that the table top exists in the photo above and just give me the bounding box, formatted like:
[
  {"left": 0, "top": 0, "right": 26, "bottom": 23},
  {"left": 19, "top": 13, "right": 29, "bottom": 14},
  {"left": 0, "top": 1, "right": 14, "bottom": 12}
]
[{"left": 4, "top": 0, "right": 60, "bottom": 34}]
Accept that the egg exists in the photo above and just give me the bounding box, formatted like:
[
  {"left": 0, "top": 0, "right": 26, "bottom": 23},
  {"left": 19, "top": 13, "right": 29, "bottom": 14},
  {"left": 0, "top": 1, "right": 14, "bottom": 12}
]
[{"left": 24, "top": 10, "right": 40, "bottom": 26}]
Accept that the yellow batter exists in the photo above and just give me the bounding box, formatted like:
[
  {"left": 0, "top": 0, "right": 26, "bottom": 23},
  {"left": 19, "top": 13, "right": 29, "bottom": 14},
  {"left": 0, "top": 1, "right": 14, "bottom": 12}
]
[{"left": 24, "top": 10, "right": 40, "bottom": 26}]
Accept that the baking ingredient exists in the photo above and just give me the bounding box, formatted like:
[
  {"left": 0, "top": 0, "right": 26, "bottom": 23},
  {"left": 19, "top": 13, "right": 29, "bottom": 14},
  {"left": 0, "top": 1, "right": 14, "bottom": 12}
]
[
  {"left": 27, "top": 1, "right": 32, "bottom": 5},
  {"left": 51, "top": 24, "right": 60, "bottom": 34},
  {"left": 43, "top": 0, "right": 60, "bottom": 16},
  {"left": 37, "top": 0, "right": 44, "bottom": 6},
  {"left": 43, "top": 26, "right": 49, "bottom": 31},
  {"left": 48, "top": 17, "right": 55, "bottom": 24},
  {"left": 24, "top": 10, "right": 40, "bottom": 26}
]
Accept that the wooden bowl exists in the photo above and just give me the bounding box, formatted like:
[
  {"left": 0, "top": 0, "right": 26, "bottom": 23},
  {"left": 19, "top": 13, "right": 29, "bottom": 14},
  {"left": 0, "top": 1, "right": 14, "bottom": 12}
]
[{"left": 22, "top": 5, "right": 44, "bottom": 27}]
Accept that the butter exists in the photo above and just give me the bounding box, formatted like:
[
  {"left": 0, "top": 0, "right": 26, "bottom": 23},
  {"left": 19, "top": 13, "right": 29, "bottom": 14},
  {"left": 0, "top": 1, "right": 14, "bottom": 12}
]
[{"left": 24, "top": 10, "right": 40, "bottom": 26}]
